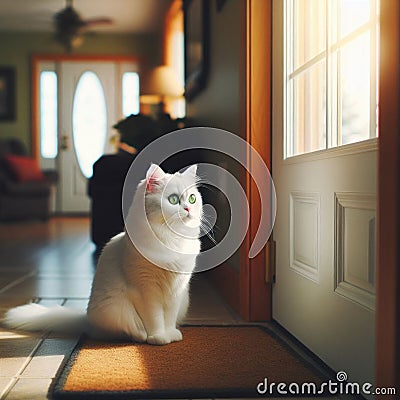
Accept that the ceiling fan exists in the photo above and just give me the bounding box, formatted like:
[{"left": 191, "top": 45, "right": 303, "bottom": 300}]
[{"left": 54, "top": 0, "right": 113, "bottom": 52}]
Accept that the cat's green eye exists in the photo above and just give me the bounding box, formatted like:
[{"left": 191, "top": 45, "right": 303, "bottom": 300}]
[
  {"left": 168, "top": 194, "right": 179, "bottom": 205},
  {"left": 188, "top": 194, "right": 196, "bottom": 204}
]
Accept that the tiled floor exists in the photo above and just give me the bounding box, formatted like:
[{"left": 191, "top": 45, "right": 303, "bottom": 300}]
[
  {"left": 0, "top": 217, "right": 244, "bottom": 399},
  {"left": 0, "top": 218, "right": 335, "bottom": 400}
]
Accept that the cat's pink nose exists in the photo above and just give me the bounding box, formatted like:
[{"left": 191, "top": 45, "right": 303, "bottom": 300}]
[{"left": 184, "top": 206, "right": 190, "bottom": 213}]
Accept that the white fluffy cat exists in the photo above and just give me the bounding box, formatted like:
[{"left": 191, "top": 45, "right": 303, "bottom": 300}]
[{"left": 3, "top": 164, "right": 202, "bottom": 345}]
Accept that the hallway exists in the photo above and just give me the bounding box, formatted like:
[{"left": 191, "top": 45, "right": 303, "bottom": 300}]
[{"left": 0, "top": 217, "right": 242, "bottom": 399}]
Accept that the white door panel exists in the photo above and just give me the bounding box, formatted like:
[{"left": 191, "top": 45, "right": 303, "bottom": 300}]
[
  {"left": 273, "top": 149, "right": 376, "bottom": 384},
  {"left": 272, "top": 0, "right": 377, "bottom": 390},
  {"left": 58, "top": 61, "right": 116, "bottom": 213}
]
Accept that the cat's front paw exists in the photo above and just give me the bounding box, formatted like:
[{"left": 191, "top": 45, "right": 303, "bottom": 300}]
[
  {"left": 146, "top": 328, "right": 183, "bottom": 345},
  {"left": 147, "top": 333, "right": 171, "bottom": 346},
  {"left": 166, "top": 328, "right": 183, "bottom": 343}
]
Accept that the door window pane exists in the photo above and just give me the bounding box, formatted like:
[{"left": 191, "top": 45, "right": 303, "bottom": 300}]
[
  {"left": 285, "top": 0, "right": 379, "bottom": 159},
  {"left": 72, "top": 71, "right": 107, "bottom": 178},
  {"left": 292, "top": 0, "right": 326, "bottom": 70},
  {"left": 340, "top": 0, "right": 370, "bottom": 38},
  {"left": 340, "top": 33, "right": 371, "bottom": 145},
  {"left": 40, "top": 71, "right": 58, "bottom": 159},
  {"left": 122, "top": 72, "right": 139, "bottom": 116},
  {"left": 291, "top": 61, "right": 326, "bottom": 156}
]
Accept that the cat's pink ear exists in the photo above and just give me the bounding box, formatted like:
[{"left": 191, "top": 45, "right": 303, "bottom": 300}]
[
  {"left": 183, "top": 164, "right": 197, "bottom": 178},
  {"left": 146, "top": 164, "right": 165, "bottom": 193}
]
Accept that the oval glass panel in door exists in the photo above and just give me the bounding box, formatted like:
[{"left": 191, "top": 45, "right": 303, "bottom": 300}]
[{"left": 72, "top": 71, "right": 107, "bottom": 178}]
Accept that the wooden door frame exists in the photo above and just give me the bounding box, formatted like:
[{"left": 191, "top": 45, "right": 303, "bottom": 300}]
[
  {"left": 241, "top": 0, "right": 273, "bottom": 321},
  {"left": 376, "top": 0, "right": 400, "bottom": 393},
  {"left": 31, "top": 54, "right": 140, "bottom": 160},
  {"left": 208, "top": 0, "right": 272, "bottom": 321}
]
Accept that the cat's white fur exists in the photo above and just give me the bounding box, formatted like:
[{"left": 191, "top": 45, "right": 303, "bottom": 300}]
[{"left": 3, "top": 164, "right": 202, "bottom": 345}]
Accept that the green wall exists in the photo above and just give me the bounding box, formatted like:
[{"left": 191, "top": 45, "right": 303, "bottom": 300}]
[{"left": 0, "top": 31, "right": 162, "bottom": 152}]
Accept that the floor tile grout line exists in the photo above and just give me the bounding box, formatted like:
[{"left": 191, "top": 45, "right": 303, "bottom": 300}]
[
  {"left": 1, "top": 297, "right": 70, "bottom": 400},
  {"left": 12, "top": 335, "right": 48, "bottom": 378},
  {"left": 0, "top": 332, "right": 49, "bottom": 400},
  {"left": 37, "top": 297, "right": 89, "bottom": 300},
  {"left": 0, "top": 271, "right": 36, "bottom": 295},
  {"left": 4, "top": 298, "right": 63, "bottom": 378},
  {"left": 0, "top": 377, "right": 17, "bottom": 400}
]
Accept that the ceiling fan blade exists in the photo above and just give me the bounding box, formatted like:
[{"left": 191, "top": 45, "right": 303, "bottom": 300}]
[{"left": 83, "top": 17, "right": 113, "bottom": 27}]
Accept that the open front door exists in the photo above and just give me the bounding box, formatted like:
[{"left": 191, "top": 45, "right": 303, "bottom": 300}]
[{"left": 272, "top": 0, "right": 378, "bottom": 388}]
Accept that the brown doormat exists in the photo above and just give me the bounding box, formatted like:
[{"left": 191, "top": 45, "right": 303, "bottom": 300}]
[{"left": 52, "top": 325, "right": 327, "bottom": 399}]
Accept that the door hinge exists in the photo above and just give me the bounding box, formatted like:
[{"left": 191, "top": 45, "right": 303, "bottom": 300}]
[{"left": 265, "top": 239, "right": 276, "bottom": 284}]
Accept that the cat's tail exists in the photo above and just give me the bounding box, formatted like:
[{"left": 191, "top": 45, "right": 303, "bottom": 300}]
[{"left": 2, "top": 303, "right": 88, "bottom": 334}]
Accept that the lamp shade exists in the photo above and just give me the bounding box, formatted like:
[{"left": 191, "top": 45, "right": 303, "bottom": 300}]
[{"left": 141, "top": 65, "right": 184, "bottom": 104}]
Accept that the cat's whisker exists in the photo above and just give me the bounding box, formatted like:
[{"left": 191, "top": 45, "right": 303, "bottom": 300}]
[
  {"left": 199, "top": 219, "right": 218, "bottom": 243},
  {"left": 194, "top": 173, "right": 206, "bottom": 182},
  {"left": 201, "top": 212, "right": 217, "bottom": 221},
  {"left": 200, "top": 226, "right": 218, "bottom": 244},
  {"left": 201, "top": 215, "right": 222, "bottom": 233},
  {"left": 200, "top": 218, "right": 215, "bottom": 229}
]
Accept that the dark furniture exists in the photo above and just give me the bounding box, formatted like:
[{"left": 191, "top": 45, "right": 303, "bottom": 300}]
[
  {"left": 0, "top": 138, "right": 55, "bottom": 221},
  {"left": 88, "top": 114, "right": 194, "bottom": 253},
  {"left": 88, "top": 150, "right": 135, "bottom": 252}
]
